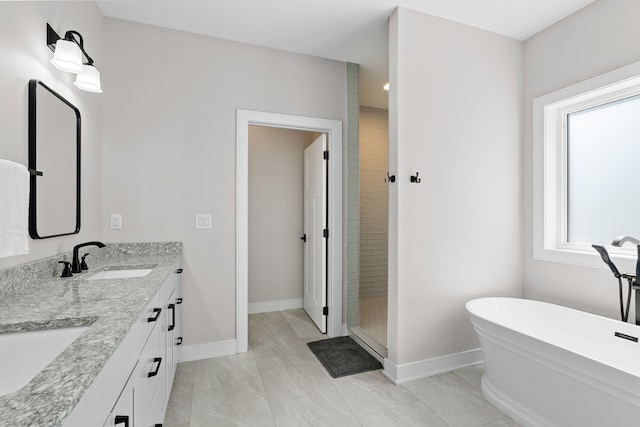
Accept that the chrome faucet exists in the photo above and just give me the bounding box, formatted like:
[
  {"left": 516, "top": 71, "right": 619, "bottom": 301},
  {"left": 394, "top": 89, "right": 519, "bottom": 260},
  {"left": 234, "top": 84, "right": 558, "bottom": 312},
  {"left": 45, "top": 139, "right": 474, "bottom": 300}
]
[{"left": 72, "top": 241, "right": 105, "bottom": 273}]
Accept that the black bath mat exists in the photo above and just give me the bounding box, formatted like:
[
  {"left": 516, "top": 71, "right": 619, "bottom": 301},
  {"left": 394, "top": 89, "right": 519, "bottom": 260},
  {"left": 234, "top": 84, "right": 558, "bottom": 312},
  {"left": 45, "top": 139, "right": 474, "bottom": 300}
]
[{"left": 307, "top": 336, "right": 382, "bottom": 378}]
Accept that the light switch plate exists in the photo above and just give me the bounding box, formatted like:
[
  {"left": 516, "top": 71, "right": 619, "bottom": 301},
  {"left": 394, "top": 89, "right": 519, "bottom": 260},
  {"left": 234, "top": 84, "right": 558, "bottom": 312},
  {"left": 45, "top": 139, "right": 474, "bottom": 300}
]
[
  {"left": 110, "top": 214, "right": 122, "bottom": 230},
  {"left": 195, "top": 214, "right": 212, "bottom": 229}
]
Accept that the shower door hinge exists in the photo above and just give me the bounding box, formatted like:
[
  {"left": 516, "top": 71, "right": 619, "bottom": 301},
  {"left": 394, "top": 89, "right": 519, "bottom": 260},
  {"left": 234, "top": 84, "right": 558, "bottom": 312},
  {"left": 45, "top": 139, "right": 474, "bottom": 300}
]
[
  {"left": 323, "top": 229, "right": 329, "bottom": 238},
  {"left": 323, "top": 150, "right": 329, "bottom": 160},
  {"left": 323, "top": 306, "right": 328, "bottom": 316}
]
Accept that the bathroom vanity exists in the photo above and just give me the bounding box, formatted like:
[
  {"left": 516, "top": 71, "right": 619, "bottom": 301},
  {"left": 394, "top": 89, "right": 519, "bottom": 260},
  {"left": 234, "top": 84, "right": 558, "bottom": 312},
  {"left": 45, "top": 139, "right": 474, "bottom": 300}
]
[{"left": 0, "top": 242, "right": 183, "bottom": 426}]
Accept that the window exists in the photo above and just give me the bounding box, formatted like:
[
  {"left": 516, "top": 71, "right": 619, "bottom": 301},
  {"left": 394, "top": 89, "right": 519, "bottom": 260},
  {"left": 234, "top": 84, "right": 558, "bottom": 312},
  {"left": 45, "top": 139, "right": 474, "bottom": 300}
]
[
  {"left": 533, "top": 62, "right": 640, "bottom": 267},
  {"left": 567, "top": 94, "right": 640, "bottom": 244}
]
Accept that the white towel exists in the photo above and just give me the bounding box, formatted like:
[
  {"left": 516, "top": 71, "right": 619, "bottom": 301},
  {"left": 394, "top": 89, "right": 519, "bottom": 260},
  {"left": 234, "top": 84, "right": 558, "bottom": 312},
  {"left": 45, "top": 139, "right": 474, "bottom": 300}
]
[{"left": 0, "top": 159, "right": 29, "bottom": 258}]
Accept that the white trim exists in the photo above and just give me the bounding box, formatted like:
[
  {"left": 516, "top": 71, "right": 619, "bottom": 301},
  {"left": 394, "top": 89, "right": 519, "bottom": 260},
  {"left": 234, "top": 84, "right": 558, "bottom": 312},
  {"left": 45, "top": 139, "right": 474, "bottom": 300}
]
[
  {"left": 236, "top": 109, "right": 343, "bottom": 354},
  {"left": 178, "top": 339, "right": 237, "bottom": 362},
  {"left": 382, "top": 348, "right": 484, "bottom": 384},
  {"left": 533, "top": 61, "right": 640, "bottom": 268},
  {"left": 248, "top": 298, "right": 303, "bottom": 314}
]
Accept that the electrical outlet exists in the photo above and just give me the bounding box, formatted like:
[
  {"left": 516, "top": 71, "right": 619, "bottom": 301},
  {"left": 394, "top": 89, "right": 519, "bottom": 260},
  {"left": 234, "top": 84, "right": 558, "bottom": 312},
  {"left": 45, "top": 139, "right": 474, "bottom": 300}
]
[
  {"left": 110, "top": 214, "right": 122, "bottom": 230},
  {"left": 195, "top": 214, "right": 212, "bottom": 229}
]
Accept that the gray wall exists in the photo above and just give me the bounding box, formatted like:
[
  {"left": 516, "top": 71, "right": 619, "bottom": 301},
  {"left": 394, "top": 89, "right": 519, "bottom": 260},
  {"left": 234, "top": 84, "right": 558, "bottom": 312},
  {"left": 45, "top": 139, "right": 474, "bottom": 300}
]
[
  {"left": 248, "top": 126, "right": 313, "bottom": 307},
  {"left": 0, "top": 2, "right": 103, "bottom": 269},
  {"left": 523, "top": 0, "right": 640, "bottom": 318},
  {"left": 389, "top": 7, "right": 523, "bottom": 365},
  {"left": 101, "top": 18, "right": 347, "bottom": 346},
  {"left": 359, "top": 107, "right": 389, "bottom": 299}
]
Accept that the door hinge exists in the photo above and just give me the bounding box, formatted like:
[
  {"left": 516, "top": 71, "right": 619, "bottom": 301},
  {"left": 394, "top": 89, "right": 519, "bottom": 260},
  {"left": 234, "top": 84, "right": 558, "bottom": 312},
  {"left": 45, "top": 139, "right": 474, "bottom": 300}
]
[
  {"left": 323, "top": 229, "right": 329, "bottom": 238},
  {"left": 323, "top": 150, "right": 329, "bottom": 160},
  {"left": 323, "top": 306, "right": 328, "bottom": 316}
]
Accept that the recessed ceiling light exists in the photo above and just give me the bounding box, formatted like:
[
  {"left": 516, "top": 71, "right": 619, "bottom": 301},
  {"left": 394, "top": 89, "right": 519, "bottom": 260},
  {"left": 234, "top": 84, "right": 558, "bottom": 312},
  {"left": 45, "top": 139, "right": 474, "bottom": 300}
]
[{"left": 383, "top": 83, "right": 389, "bottom": 91}]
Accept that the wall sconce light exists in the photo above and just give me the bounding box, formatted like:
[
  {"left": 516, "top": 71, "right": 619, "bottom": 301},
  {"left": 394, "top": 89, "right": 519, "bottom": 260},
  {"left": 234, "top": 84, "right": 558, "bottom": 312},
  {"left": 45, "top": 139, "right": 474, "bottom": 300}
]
[{"left": 47, "top": 23, "right": 102, "bottom": 93}]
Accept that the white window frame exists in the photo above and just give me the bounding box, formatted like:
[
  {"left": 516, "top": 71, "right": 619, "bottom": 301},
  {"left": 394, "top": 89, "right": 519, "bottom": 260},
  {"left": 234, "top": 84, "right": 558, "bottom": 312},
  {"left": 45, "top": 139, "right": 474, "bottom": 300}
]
[{"left": 533, "top": 61, "right": 640, "bottom": 268}]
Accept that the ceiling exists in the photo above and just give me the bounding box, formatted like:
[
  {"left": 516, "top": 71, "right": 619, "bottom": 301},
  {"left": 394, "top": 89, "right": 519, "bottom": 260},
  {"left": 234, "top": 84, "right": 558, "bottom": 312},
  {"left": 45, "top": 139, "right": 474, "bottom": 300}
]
[{"left": 96, "top": 0, "right": 596, "bottom": 109}]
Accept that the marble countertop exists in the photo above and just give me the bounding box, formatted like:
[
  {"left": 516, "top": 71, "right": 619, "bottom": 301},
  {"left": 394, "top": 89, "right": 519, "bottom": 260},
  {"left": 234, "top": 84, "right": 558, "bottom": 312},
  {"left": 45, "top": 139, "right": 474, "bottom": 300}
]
[{"left": 0, "top": 242, "right": 183, "bottom": 426}]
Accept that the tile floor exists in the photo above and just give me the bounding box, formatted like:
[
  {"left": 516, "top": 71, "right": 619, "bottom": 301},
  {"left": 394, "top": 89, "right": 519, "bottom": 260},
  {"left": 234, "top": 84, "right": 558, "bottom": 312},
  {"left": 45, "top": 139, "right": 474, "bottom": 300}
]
[{"left": 163, "top": 309, "right": 520, "bottom": 427}]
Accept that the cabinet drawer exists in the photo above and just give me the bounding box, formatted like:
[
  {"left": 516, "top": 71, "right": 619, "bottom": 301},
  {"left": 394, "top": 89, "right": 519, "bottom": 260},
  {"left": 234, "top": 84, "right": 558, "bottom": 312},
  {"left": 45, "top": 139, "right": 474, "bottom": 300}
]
[
  {"left": 103, "top": 370, "right": 135, "bottom": 427},
  {"left": 134, "top": 320, "right": 163, "bottom": 426},
  {"left": 142, "top": 367, "right": 166, "bottom": 427},
  {"left": 159, "top": 265, "right": 181, "bottom": 305},
  {"left": 128, "top": 292, "right": 161, "bottom": 355}
]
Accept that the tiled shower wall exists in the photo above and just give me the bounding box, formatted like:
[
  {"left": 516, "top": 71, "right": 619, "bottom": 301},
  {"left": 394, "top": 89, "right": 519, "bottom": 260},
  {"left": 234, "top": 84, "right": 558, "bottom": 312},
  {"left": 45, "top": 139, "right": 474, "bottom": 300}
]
[
  {"left": 359, "top": 107, "right": 389, "bottom": 299},
  {"left": 346, "top": 63, "right": 360, "bottom": 328}
]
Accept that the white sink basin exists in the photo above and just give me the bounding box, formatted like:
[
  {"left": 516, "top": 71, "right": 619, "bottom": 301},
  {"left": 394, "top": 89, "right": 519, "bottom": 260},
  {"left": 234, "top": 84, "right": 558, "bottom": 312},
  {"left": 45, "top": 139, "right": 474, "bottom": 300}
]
[
  {"left": 87, "top": 268, "right": 153, "bottom": 280},
  {"left": 0, "top": 326, "right": 89, "bottom": 396}
]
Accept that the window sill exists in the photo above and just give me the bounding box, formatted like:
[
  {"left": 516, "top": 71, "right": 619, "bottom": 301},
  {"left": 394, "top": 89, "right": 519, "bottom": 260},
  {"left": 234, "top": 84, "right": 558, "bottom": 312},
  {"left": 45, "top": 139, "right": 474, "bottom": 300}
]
[{"left": 533, "top": 242, "right": 637, "bottom": 273}]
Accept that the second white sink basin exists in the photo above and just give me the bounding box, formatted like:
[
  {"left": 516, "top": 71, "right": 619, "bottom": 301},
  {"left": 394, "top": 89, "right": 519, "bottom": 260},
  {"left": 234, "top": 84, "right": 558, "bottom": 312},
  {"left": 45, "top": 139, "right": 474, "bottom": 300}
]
[
  {"left": 0, "top": 326, "right": 89, "bottom": 396},
  {"left": 88, "top": 268, "right": 153, "bottom": 280}
]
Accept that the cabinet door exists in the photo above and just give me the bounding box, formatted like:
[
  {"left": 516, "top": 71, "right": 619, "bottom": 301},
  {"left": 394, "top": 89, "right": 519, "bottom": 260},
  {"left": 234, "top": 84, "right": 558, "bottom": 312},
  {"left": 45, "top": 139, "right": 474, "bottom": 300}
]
[
  {"left": 165, "top": 290, "right": 176, "bottom": 404},
  {"left": 162, "top": 269, "right": 182, "bottom": 415},
  {"left": 174, "top": 278, "right": 183, "bottom": 364}
]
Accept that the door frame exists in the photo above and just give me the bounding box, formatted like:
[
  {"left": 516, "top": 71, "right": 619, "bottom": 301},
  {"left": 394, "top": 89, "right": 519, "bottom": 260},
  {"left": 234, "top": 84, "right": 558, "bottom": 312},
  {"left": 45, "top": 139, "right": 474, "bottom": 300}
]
[{"left": 236, "top": 109, "right": 343, "bottom": 353}]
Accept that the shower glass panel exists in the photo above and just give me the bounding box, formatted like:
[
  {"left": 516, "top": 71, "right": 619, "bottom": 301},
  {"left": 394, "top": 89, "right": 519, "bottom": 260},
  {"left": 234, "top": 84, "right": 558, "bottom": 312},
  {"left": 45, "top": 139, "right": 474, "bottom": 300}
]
[
  {"left": 355, "top": 107, "right": 389, "bottom": 355},
  {"left": 345, "top": 63, "right": 389, "bottom": 359}
]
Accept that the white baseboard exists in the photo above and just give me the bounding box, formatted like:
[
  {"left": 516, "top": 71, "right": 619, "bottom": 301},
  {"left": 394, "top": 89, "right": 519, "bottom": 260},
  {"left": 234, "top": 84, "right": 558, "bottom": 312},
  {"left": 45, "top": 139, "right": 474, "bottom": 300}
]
[
  {"left": 178, "top": 339, "right": 237, "bottom": 362},
  {"left": 248, "top": 298, "right": 303, "bottom": 314},
  {"left": 383, "top": 348, "right": 484, "bottom": 384}
]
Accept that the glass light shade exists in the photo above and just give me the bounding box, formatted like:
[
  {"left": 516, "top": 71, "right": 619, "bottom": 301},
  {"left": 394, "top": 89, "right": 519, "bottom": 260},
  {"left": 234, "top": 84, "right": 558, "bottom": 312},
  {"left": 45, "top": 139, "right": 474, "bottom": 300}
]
[
  {"left": 50, "top": 39, "right": 83, "bottom": 73},
  {"left": 73, "top": 65, "right": 102, "bottom": 93}
]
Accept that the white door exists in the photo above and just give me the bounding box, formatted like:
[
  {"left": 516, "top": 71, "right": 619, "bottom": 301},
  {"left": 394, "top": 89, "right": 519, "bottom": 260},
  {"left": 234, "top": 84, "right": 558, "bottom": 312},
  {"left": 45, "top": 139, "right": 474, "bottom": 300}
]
[{"left": 303, "top": 134, "right": 328, "bottom": 333}]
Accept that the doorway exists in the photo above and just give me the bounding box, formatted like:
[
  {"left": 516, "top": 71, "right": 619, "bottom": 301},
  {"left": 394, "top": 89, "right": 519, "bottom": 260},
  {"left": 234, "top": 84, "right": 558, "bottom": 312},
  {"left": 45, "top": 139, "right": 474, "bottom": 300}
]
[
  {"left": 247, "top": 127, "right": 328, "bottom": 333},
  {"left": 236, "top": 109, "right": 343, "bottom": 354}
]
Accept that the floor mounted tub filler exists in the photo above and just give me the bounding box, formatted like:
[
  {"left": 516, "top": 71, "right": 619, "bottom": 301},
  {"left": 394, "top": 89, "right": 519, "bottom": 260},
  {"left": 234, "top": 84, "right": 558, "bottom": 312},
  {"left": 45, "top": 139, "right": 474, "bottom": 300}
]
[{"left": 466, "top": 297, "right": 640, "bottom": 427}]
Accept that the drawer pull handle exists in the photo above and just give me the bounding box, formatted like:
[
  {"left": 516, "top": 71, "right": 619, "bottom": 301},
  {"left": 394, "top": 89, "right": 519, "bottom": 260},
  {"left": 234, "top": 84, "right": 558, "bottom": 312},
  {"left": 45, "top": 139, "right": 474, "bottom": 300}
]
[
  {"left": 176, "top": 298, "right": 183, "bottom": 304},
  {"left": 114, "top": 415, "right": 129, "bottom": 427},
  {"left": 148, "top": 357, "right": 162, "bottom": 377},
  {"left": 147, "top": 308, "right": 161, "bottom": 322},
  {"left": 175, "top": 268, "right": 183, "bottom": 274},
  {"left": 168, "top": 303, "right": 175, "bottom": 331},
  {"left": 177, "top": 336, "right": 183, "bottom": 345}
]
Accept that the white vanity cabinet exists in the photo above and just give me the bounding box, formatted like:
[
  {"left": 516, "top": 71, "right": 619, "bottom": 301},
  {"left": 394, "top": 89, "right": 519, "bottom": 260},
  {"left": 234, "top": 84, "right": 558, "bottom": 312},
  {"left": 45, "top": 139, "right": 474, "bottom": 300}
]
[{"left": 64, "top": 265, "right": 183, "bottom": 427}]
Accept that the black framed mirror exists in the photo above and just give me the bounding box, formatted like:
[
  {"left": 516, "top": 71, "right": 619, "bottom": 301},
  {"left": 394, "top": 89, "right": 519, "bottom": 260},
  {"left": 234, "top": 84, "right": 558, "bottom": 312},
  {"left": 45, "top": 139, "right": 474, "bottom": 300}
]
[{"left": 28, "top": 79, "right": 81, "bottom": 239}]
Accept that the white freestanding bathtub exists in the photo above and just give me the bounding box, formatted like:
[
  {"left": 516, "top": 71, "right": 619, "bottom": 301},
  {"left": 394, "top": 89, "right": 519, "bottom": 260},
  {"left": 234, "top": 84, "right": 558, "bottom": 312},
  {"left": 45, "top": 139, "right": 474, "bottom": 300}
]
[{"left": 466, "top": 297, "right": 640, "bottom": 427}]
